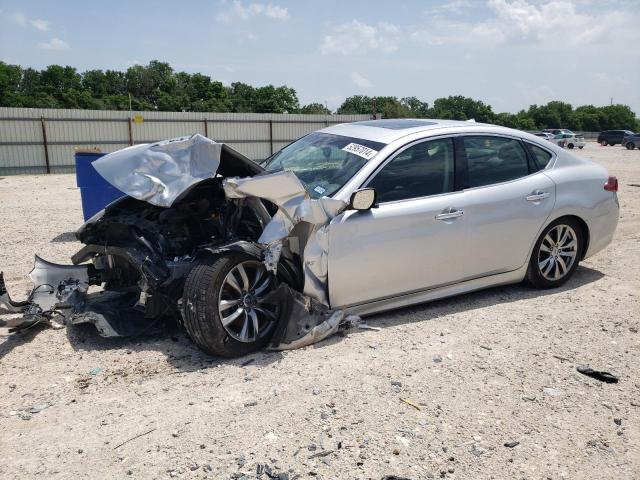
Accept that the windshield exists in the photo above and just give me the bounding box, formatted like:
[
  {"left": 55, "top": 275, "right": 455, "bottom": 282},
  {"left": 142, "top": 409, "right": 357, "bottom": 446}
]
[{"left": 264, "top": 132, "right": 386, "bottom": 198}]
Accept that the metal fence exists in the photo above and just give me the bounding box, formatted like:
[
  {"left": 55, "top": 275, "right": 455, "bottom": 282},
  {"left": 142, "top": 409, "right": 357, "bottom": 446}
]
[{"left": 0, "top": 108, "right": 371, "bottom": 175}]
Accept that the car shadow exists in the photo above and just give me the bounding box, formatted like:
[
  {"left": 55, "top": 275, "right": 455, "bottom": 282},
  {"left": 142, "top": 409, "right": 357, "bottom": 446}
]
[
  {"left": 0, "top": 323, "right": 49, "bottom": 360},
  {"left": 0, "top": 265, "right": 603, "bottom": 369},
  {"left": 359, "top": 265, "right": 604, "bottom": 331},
  {"left": 64, "top": 321, "right": 284, "bottom": 372}
]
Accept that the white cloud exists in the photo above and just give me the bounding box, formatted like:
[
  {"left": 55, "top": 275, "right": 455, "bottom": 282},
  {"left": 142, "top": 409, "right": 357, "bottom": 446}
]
[
  {"left": 351, "top": 72, "right": 373, "bottom": 89},
  {"left": 38, "top": 38, "right": 69, "bottom": 51},
  {"left": 413, "top": 0, "right": 639, "bottom": 49},
  {"left": 29, "top": 19, "right": 50, "bottom": 31},
  {"left": 425, "top": 0, "right": 472, "bottom": 15},
  {"left": 11, "top": 12, "right": 52, "bottom": 31},
  {"left": 320, "top": 20, "right": 400, "bottom": 56},
  {"left": 11, "top": 12, "right": 26, "bottom": 26},
  {"left": 216, "top": 1, "right": 289, "bottom": 22}
]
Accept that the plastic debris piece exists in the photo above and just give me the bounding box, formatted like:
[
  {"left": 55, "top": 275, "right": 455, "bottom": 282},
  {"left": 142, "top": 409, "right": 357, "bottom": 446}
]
[
  {"left": 577, "top": 366, "right": 619, "bottom": 384},
  {"left": 358, "top": 324, "right": 381, "bottom": 332}
]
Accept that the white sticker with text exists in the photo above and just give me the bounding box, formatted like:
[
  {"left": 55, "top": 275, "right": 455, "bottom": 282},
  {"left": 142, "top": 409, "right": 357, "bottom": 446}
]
[
  {"left": 313, "top": 185, "right": 327, "bottom": 195},
  {"left": 342, "top": 143, "right": 378, "bottom": 160}
]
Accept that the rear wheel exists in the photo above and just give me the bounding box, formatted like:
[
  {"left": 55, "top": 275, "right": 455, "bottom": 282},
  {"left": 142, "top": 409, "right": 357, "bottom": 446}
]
[
  {"left": 626, "top": 142, "right": 635, "bottom": 150},
  {"left": 600, "top": 140, "right": 608, "bottom": 146},
  {"left": 181, "top": 254, "right": 279, "bottom": 357},
  {"left": 525, "top": 218, "right": 583, "bottom": 289}
]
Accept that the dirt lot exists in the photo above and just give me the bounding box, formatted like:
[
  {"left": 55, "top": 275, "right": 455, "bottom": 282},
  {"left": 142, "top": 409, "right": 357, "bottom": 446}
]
[{"left": 0, "top": 143, "right": 638, "bottom": 479}]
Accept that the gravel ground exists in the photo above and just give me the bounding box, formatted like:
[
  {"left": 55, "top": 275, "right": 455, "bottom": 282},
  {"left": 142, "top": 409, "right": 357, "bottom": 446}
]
[{"left": 0, "top": 142, "right": 638, "bottom": 480}]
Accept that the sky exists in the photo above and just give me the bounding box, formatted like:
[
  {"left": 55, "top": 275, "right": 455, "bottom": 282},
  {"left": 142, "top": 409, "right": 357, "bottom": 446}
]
[{"left": 1, "top": 0, "right": 639, "bottom": 113}]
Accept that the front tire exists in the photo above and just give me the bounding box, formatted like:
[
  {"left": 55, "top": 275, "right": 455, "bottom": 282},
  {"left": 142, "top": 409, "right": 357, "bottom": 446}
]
[
  {"left": 626, "top": 142, "right": 635, "bottom": 150},
  {"left": 567, "top": 143, "right": 574, "bottom": 149},
  {"left": 525, "top": 218, "right": 583, "bottom": 289},
  {"left": 600, "top": 140, "right": 608, "bottom": 146},
  {"left": 181, "top": 254, "right": 279, "bottom": 357}
]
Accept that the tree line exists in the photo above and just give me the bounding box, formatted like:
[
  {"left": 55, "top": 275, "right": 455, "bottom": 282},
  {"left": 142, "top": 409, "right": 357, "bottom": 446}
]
[{"left": 0, "top": 60, "right": 637, "bottom": 131}]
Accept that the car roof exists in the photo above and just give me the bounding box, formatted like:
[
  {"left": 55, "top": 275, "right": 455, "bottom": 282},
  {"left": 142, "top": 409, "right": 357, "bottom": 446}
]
[
  {"left": 321, "top": 118, "right": 499, "bottom": 143},
  {"left": 321, "top": 118, "right": 532, "bottom": 144}
]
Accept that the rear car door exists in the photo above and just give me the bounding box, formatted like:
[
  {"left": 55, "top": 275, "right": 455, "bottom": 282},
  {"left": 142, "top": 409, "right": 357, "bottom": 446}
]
[
  {"left": 327, "top": 137, "right": 470, "bottom": 308},
  {"left": 459, "top": 136, "right": 556, "bottom": 278}
]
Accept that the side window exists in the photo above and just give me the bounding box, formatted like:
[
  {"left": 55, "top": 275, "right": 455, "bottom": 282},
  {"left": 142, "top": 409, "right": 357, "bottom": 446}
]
[
  {"left": 463, "top": 136, "right": 530, "bottom": 188},
  {"left": 525, "top": 143, "right": 553, "bottom": 169},
  {"left": 367, "top": 138, "right": 454, "bottom": 203}
]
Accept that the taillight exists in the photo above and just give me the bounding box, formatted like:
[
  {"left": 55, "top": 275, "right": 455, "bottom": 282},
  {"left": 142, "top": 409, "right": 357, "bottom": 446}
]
[{"left": 604, "top": 176, "right": 618, "bottom": 192}]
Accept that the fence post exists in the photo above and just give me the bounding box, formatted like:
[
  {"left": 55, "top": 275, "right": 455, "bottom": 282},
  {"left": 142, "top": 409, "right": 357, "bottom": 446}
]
[
  {"left": 269, "top": 120, "right": 274, "bottom": 156},
  {"left": 40, "top": 116, "right": 51, "bottom": 174},
  {"left": 127, "top": 117, "right": 133, "bottom": 146},
  {"left": 204, "top": 118, "right": 208, "bottom": 138}
]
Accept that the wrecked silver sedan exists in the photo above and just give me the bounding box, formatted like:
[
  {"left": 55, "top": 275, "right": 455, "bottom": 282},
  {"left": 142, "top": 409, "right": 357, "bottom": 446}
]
[{"left": 1, "top": 119, "right": 619, "bottom": 357}]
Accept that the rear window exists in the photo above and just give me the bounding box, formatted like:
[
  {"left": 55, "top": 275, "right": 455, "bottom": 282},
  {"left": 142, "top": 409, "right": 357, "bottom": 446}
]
[
  {"left": 463, "top": 136, "right": 530, "bottom": 188},
  {"left": 525, "top": 143, "right": 553, "bottom": 169}
]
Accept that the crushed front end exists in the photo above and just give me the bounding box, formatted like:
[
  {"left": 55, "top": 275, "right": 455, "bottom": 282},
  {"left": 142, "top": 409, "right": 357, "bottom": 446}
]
[{"left": 0, "top": 134, "right": 357, "bottom": 355}]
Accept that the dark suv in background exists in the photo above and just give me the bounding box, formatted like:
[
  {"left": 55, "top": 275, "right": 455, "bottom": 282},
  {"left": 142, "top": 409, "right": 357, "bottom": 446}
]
[
  {"left": 597, "top": 130, "right": 635, "bottom": 146},
  {"left": 622, "top": 132, "right": 640, "bottom": 150}
]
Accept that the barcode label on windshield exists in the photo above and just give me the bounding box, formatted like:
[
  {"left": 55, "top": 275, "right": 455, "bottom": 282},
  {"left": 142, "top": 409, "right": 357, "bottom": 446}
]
[{"left": 342, "top": 143, "right": 378, "bottom": 160}]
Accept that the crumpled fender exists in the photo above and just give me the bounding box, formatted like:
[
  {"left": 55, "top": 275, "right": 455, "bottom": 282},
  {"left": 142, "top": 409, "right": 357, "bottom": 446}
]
[{"left": 222, "top": 171, "right": 348, "bottom": 305}]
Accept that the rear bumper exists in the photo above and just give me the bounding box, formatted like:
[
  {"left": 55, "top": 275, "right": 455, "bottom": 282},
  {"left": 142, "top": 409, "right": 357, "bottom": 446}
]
[{"left": 584, "top": 195, "right": 619, "bottom": 259}]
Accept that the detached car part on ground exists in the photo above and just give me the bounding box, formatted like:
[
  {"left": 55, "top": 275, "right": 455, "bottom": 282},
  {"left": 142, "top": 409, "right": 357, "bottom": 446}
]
[{"left": 0, "top": 120, "right": 620, "bottom": 357}]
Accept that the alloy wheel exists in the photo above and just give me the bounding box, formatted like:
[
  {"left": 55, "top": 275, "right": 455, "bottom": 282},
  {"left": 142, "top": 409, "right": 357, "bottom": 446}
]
[
  {"left": 537, "top": 224, "right": 578, "bottom": 281},
  {"left": 217, "top": 260, "right": 278, "bottom": 343}
]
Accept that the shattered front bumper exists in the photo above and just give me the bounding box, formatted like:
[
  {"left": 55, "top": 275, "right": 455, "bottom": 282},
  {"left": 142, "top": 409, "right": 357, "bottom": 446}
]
[{"left": 0, "top": 256, "right": 89, "bottom": 332}]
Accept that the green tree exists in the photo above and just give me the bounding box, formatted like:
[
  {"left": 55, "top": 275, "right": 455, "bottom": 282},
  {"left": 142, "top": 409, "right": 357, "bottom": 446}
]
[
  {"left": 431, "top": 95, "right": 495, "bottom": 123},
  {"left": 337, "top": 95, "right": 372, "bottom": 115},
  {"left": 337, "top": 95, "right": 412, "bottom": 118},
  {"left": 299, "top": 102, "right": 331, "bottom": 114},
  {"left": 400, "top": 96, "right": 430, "bottom": 117}
]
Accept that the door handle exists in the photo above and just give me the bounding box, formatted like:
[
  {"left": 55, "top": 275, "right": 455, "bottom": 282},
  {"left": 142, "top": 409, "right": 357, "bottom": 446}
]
[
  {"left": 436, "top": 209, "right": 464, "bottom": 221},
  {"left": 526, "top": 191, "right": 550, "bottom": 202}
]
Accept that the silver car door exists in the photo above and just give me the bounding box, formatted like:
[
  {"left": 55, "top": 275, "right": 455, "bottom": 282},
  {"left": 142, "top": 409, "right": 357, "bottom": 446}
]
[
  {"left": 459, "top": 136, "right": 556, "bottom": 278},
  {"left": 327, "top": 137, "right": 470, "bottom": 309}
]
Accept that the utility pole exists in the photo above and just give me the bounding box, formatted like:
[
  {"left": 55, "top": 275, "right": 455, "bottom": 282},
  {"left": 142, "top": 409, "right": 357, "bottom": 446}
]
[{"left": 371, "top": 97, "right": 377, "bottom": 119}]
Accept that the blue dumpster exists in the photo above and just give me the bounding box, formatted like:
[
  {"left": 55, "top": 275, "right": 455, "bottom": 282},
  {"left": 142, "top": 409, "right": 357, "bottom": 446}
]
[{"left": 75, "top": 151, "right": 126, "bottom": 221}]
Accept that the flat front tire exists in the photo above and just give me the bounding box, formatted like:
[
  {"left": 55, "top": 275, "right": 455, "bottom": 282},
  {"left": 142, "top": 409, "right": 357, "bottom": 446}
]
[
  {"left": 526, "top": 218, "right": 584, "bottom": 289},
  {"left": 181, "top": 254, "right": 279, "bottom": 357}
]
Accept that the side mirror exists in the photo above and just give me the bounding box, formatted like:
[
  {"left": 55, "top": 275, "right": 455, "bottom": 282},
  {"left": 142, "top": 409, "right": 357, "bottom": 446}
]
[{"left": 349, "top": 188, "right": 377, "bottom": 211}]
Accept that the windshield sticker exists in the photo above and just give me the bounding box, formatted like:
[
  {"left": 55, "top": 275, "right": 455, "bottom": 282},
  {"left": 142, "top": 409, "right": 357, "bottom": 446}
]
[
  {"left": 313, "top": 185, "right": 327, "bottom": 195},
  {"left": 342, "top": 143, "right": 378, "bottom": 160}
]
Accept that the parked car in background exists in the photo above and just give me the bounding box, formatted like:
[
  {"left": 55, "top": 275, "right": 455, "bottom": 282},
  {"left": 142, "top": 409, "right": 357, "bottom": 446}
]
[
  {"left": 543, "top": 128, "right": 574, "bottom": 136},
  {"left": 622, "top": 132, "right": 640, "bottom": 150},
  {"left": 529, "top": 131, "right": 555, "bottom": 141},
  {"left": 597, "top": 130, "right": 635, "bottom": 146},
  {"left": 551, "top": 133, "right": 586, "bottom": 149}
]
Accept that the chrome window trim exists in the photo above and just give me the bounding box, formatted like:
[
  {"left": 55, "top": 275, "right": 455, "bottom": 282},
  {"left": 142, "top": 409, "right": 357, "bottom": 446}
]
[
  {"left": 358, "top": 132, "right": 558, "bottom": 205},
  {"left": 456, "top": 133, "right": 557, "bottom": 193},
  {"left": 359, "top": 134, "right": 458, "bottom": 205}
]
